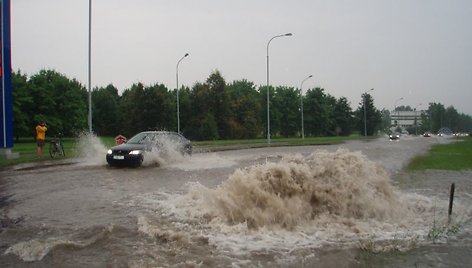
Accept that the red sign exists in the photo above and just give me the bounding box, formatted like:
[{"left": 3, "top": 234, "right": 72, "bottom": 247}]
[{"left": 115, "top": 135, "right": 127, "bottom": 145}]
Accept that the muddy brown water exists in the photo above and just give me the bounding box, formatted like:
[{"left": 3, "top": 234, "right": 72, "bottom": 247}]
[{"left": 1, "top": 135, "right": 471, "bottom": 267}]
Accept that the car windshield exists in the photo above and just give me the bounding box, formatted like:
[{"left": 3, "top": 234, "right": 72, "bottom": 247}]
[
  {"left": 127, "top": 132, "right": 156, "bottom": 144},
  {"left": 126, "top": 132, "right": 181, "bottom": 145}
]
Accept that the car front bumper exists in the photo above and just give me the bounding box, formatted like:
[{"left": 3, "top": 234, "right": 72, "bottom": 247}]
[{"left": 106, "top": 153, "right": 143, "bottom": 167}]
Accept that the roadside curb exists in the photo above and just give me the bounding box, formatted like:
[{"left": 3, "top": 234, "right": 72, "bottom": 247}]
[
  {"left": 1, "top": 142, "right": 343, "bottom": 172},
  {"left": 0, "top": 159, "right": 78, "bottom": 172}
]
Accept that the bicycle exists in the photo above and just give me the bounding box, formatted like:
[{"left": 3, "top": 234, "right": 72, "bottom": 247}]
[{"left": 49, "top": 134, "right": 65, "bottom": 158}]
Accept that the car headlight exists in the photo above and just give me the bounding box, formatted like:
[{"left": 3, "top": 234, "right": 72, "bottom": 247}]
[
  {"left": 129, "top": 150, "right": 142, "bottom": 155},
  {"left": 107, "top": 149, "right": 112, "bottom": 154}
]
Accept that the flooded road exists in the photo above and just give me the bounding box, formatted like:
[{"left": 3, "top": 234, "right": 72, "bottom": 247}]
[{"left": 1, "top": 135, "right": 471, "bottom": 267}]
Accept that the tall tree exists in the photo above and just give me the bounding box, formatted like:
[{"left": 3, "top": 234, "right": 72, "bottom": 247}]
[
  {"left": 304, "top": 87, "right": 334, "bottom": 136},
  {"left": 379, "top": 108, "right": 392, "bottom": 133},
  {"left": 227, "top": 80, "right": 261, "bottom": 139},
  {"left": 119, "top": 83, "right": 145, "bottom": 136},
  {"left": 427, "top": 102, "right": 446, "bottom": 133},
  {"left": 355, "top": 93, "right": 382, "bottom": 136},
  {"left": 272, "top": 86, "right": 299, "bottom": 137},
  {"left": 445, "top": 106, "right": 459, "bottom": 133},
  {"left": 186, "top": 82, "right": 219, "bottom": 140},
  {"left": 395, "top": 105, "right": 413, "bottom": 111},
  {"left": 456, "top": 113, "right": 472, "bottom": 133},
  {"left": 141, "top": 83, "right": 175, "bottom": 131},
  {"left": 11, "top": 70, "right": 33, "bottom": 140},
  {"left": 333, "top": 97, "right": 354, "bottom": 136},
  {"left": 92, "top": 84, "right": 122, "bottom": 136},
  {"left": 176, "top": 86, "right": 191, "bottom": 135},
  {"left": 206, "top": 70, "right": 230, "bottom": 139},
  {"left": 27, "top": 69, "right": 87, "bottom": 136},
  {"left": 258, "top": 85, "right": 272, "bottom": 138}
]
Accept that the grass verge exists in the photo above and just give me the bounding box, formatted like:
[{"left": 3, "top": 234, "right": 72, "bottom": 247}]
[
  {"left": 406, "top": 137, "right": 472, "bottom": 171},
  {"left": 192, "top": 135, "right": 363, "bottom": 151},
  {"left": 0, "top": 137, "right": 81, "bottom": 167}
]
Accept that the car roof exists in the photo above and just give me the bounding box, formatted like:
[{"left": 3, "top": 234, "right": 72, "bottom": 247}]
[
  {"left": 139, "top": 131, "right": 179, "bottom": 134},
  {"left": 134, "top": 131, "right": 188, "bottom": 139}
]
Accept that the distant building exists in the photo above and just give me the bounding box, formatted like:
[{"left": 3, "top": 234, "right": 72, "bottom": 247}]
[{"left": 390, "top": 110, "right": 423, "bottom": 129}]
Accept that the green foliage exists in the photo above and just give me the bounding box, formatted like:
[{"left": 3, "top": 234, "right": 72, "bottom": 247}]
[
  {"left": 419, "top": 103, "right": 472, "bottom": 134},
  {"left": 334, "top": 97, "right": 354, "bottom": 136},
  {"left": 206, "top": 70, "right": 230, "bottom": 139},
  {"left": 120, "top": 83, "right": 146, "bottom": 135},
  {"left": 92, "top": 84, "right": 122, "bottom": 136},
  {"left": 379, "top": 109, "right": 391, "bottom": 133},
  {"left": 11, "top": 69, "right": 471, "bottom": 143},
  {"left": 12, "top": 70, "right": 33, "bottom": 140},
  {"left": 12, "top": 69, "right": 87, "bottom": 139},
  {"left": 199, "top": 113, "right": 220, "bottom": 140},
  {"left": 141, "top": 83, "right": 175, "bottom": 131},
  {"left": 227, "top": 80, "right": 262, "bottom": 139},
  {"left": 177, "top": 86, "right": 191, "bottom": 134},
  {"left": 304, "top": 87, "right": 336, "bottom": 136},
  {"left": 258, "top": 85, "right": 271, "bottom": 138},
  {"left": 273, "top": 86, "right": 300, "bottom": 137},
  {"left": 355, "top": 93, "right": 382, "bottom": 136},
  {"left": 115, "top": 82, "right": 175, "bottom": 136},
  {"left": 186, "top": 82, "right": 215, "bottom": 140}
]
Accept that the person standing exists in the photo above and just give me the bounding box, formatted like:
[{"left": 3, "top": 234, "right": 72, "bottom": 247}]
[{"left": 35, "top": 121, "right": 47, "bottom": 158}]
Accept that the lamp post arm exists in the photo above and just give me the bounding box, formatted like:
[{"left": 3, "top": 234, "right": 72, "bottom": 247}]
[
  {"left": 266, "top": 36, "right": 283, "bottom": 143},
  {"left": 176, "top": 53, "right": 189, "bottom": 134},
  {"left": 300, "top": 75, "right": 313, "bottom": 139},
  {"left": 88, "top": 0, "right": 93, "bottom": 133},
  {"left": 266, "top": 33, "right": 292, "bottom": 144}
]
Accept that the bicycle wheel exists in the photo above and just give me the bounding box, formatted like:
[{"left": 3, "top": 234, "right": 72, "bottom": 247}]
[
  {"left": 59, "top": 142, "right": 65, "bottom": 157},
  {"left": 49, "top": 142, "right": 57, "bottom": 158}
]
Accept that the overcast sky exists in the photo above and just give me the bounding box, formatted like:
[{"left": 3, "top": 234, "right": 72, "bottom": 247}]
[{"left": 11, "top": 0, "right": 472, "bottom": 115}]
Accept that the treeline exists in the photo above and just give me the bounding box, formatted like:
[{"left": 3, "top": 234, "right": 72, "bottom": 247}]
[
  {"left": 394, "top": 104, "right": 472, "bottom": 135},
  {"left": 11, "top": 69, "right": 472, "bottom": 141}
]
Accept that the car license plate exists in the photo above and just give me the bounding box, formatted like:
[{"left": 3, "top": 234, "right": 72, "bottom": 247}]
[{"left": 113, "top": 155, "right": 125, "bottom": 160}]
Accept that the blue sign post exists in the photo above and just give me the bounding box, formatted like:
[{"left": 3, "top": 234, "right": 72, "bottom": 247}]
[{"left": 0, "top": 0, "right": 17, "bottom": 159}]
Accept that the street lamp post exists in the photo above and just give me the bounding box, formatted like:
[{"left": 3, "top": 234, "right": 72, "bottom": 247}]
[
  {"left": 415, "top": 103, "right": 422, "bottom": 135},
  {"left": 176, "top": 53, "right": 189, "bottom": 134},
  {"left": 88, "top": 0, "right": 92, "bottom": 133},
  {"left": 300, "top": 75, "right": 313, "bottom": 139},
  {"left": 266, "top": 33, "right": 292, "bottom": 144},
  {"left": 363, "top": 88, "right": 374, "bottom": 136}
]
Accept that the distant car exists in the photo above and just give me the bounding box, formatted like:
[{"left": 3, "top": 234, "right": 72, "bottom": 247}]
[
  {"left": 106, "top": 131, "right": 192, "bottom": 167},
  {"left": 423, "top": 132, "right": 431, "bottom": 137},
  {"left": 389, "top": 133, "right": 400, "bottom": 140},
  {"left": 437, "top": 127, "right": 453, "bottom": 136}
]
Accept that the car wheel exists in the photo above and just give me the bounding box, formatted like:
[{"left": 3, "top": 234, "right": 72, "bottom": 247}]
[
  {"left": 184, "top": 145, "right": 193, "bottom": 156},
  {"left": 133, "top": 156, "right": 144, "bottom": 168}
]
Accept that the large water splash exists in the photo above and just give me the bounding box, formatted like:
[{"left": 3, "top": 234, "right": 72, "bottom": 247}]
[
  {"left": 164, "top": 149, "right": 408, "bottom": 230},
  {"left": 140, "top": 135, "right": 189, "bottom": 167},
  {"left": 75, "top": 132, "right": 108, "bottom": 166},
  {"left": 154, "top": 149, "right": 471, "bottom": 253}
]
